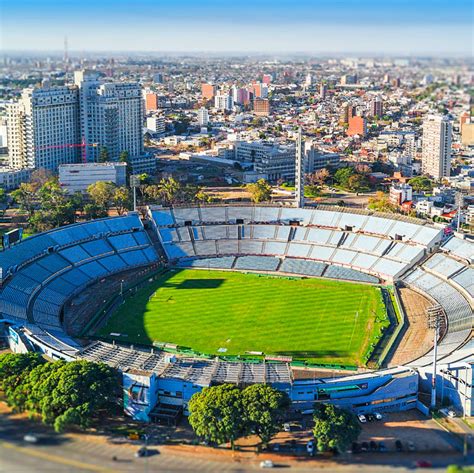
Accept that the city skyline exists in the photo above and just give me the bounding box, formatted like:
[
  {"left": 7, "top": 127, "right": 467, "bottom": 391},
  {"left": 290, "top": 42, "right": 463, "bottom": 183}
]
[{"left": 1, "top": 0, "right": 473, "bottom": 55}]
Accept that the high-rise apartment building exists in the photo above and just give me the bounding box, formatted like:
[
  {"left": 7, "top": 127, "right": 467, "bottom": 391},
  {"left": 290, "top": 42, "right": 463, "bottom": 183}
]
[
  {"left": 421, "top": 115, "right": 452, "bottom": 178},
  {"left": 201, "top": 83, "right": 216, "bottom": 100},
  {"left": 74, "top": 70, "right": 144, "bottom": 164},
  {"left": 214, "top": 92, "right": 234, "bottom": 111},
  {"left": 347, "top": 116, "right": 367, "bottom": 137},
  {"left": 7, "top": 70, "right": 145, "bottom": 172},
  {"left": 253, "top": 98, "right": 270, "bottom": 116},
  {"left": 6, "top": 84, "right": 80, "bottom": 171},
  {"left": 145, "top": 92, "right": 159, "bottom": 111},
  {"left": 369, "top": 96, "right": 383, "bottom": 117},
  {"left": 198, "top": 107, "right": 209, "bottom": 127}
]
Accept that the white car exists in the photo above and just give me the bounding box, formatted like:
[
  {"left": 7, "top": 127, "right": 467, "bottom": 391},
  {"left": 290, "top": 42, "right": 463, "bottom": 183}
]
[
  {"left": 306, "top": 441, "right": 315, "bottom": 454},
  {"left": 260, "top": 460, "right": 274, "bottom": 468},
  {"left": 447, "top": 409, "right": 456, "bottom": 418},
  {"left": 374, "top": 412, "right": 383, "bottom": 420},
  {"left": 358, "top": 414, "right": 367, "bottom": 423},
  {"left": 283, "top": 423, "right": 291, "bottom": 432},
  {"left": 23, "top": 434, "right": 39, "bottom": 443}
]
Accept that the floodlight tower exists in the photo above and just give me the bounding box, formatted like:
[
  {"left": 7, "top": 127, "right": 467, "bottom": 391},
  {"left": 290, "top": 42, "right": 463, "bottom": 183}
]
[
  {"left": 295, "top": 127, "right": 305, "bottom": 208},
  {"left": 427, "top": 304, "right": 444, "bottom": 409}
]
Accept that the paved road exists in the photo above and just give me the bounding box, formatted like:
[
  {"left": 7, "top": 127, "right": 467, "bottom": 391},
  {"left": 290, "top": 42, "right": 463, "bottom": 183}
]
[{"left": 0, "top": 412, "right": 470, "bottom": 473}]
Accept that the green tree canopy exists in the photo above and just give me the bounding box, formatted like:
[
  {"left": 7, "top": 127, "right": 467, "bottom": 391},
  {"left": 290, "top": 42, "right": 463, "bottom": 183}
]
[
  {"left": 0, "top": 352, "right": 45, "bottom": 396},
  {"left": 188, "top": 384, "right": 244, "bottom": 449},
  {"left": 113, "top": 186, "right": 131, "bottom": 215},
  {"left": 98, "top": 147, "right": 109, "bottom": 163},
  {"left": 334, "top": 167, "right": 355, "bottom": 188},
  {"left": 11, "top": 183, "right": 36, "bottom": 218},
  {"left": 312, "top": 404, "right": 361, "bottom": 453},
  {"left": 4, "top": 357, "right": 121, "bottom": 432},
  {"left": 241, "top": 384, "right": 289, "bottom": 447},
  {"left": 87, "top": 181, "right": 116, "bottom": 212},
  {"left": 246, "top": 179, "right": 272, "bottom": 203},
  {"left": 408, "top": 176, "right": 433, "bottom": 192}
]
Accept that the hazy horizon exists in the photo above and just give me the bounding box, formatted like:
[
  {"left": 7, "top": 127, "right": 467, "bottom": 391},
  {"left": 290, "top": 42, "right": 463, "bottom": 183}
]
[{"left": 1, "top": 0, "right": 472, "bottom": 56}]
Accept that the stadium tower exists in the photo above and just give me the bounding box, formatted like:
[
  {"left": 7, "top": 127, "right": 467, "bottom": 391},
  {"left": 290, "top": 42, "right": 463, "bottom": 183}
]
[{"left": 295, "top": 127, "right": 305, "bottom": 208}]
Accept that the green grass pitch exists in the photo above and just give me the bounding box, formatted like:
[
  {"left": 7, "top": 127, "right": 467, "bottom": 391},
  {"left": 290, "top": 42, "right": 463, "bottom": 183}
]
[{"left": 96, "top": 269, "right": 390, "bottom": 366}]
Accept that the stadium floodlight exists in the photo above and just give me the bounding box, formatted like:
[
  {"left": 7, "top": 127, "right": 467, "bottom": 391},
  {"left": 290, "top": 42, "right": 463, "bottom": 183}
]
[
  {"left": 130, "top": 175, "right": 140, "bottom": 211},
  {"left": 427, "top": 304, "right": 444, "bottom": 410}
]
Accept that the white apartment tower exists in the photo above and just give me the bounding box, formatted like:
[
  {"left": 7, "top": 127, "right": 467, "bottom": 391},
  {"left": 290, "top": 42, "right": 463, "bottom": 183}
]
[
  {"left": 74, "top": 71, "right": 143, "bottom": 163},
  {"left": 214, "top": 92, "right": 234, "bottom": 111},
  {"left": 198, "top": 107, "right": 209, "bottom": 127},
  {"left": 421, "top": 115, "right": 452, "bottom": 179},
  {"left": 6, "top": 85, "right": 80, "bottom": 171}
]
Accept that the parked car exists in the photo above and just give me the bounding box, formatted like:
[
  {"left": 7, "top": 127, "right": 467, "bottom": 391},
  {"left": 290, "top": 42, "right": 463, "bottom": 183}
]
[
  {"left": 366, "top": 414, "right": 375, "bottom": 422},
  {"left": 351, "top": 442, "right": 360, "bottom": 454},
  {"left": 260, "top": 460, "right": 274, "bottom": 469},
  {"left": 23, "top": 434, "right": 39, "bottom": 444},
  {"left": 306, "top": 441, "right": 314, "bottom": 455},
  {"left": 358, "top": 414, "right": 367, "bottom": 423},
  {"left": 135, "top": 447, "right": 151, "bottom": 458},
  {"left": 407, "top": 441, "right": 416, "bottom": 452},
  {"left": 395, "top": 440, "right": 403, "bottom": 452},
  {"left": 414, "top": 460, "right": 432, "bottom": 468},
  {"left": 361, "top": 442, "right": 369, "bottom": 452},
  {"left": 283, "top": 423, "right": 291, "bottom": 432},
  {"left": 378, "top": 441, "right": 387, "bottom": 452},
  {"left": 301, "top": 409, "right": 314, "bottom": 415},
  {"left": 373, "top": 412, "right": 383, "bottom": 420},
  {"left": 369, "top": 440, "right": 378, "bottom": 452},
  {"left": 272, "top": 443, "right": 280, "bottom": 452},
  {"left": 447, "top": 409, "right": 456, "bottom": 418}
]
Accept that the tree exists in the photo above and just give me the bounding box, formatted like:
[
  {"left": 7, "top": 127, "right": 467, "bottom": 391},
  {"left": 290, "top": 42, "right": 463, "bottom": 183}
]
[
  {"left": 368, "top": 191, "right": 397, "bottom": 213},
  {"left": 346, "top": 173, "right": 368, "bottom": 192},
  {"left": 30, "top": 168, "right": 54, "bottom": 190},
  {"left": 119, "top": 150, "right": 132, "bottom": 184},
  {"left": 98, "top": 147, "right": 109, "bottom": 163},
  {"left": 312, "top": 404, "right": 361, "bottom": 453},
  {"left": 11, "top": 183, "right": 36, "bottom": 218},
  {"left": 334, "top": 167, "right": 355, "bottom": 188},
  {"left": 87, "top": 181, "right": 116, "bottom": 212},
  {"left": 0, "top": 353, "right": 45, "bottom": 399},
  {"left": 157, "top": 177, "right": 181, "bottom": 205},
  {"left": 241, "top": 384, "right": 289, "bottom": 448},
  {"left": 84, "top": 203, "right": 108, "bottom": 220},
  {"left": 113, "top": 186, "right": 131, "bottom": 215},
  {"left": 246, "top": 179, "right": 272, "bottom": 203},
  {"left": 355, "top": 164, "right": 371, "bottom": 175},
  {"left": 408, "top": 176, "right": 433, "bottom": 192},
  {"left": 188, "top": 384, "right": 244, "bottom": 450},
  {"left": 18, "top": 360, "right": 121, "bottom": 432},
  {"left": 308, "top": 168, "right": 330, "bottom": 187}
]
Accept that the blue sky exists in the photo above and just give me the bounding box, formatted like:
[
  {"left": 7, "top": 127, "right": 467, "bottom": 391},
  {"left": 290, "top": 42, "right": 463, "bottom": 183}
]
[{"left": 1, "top": 0, "right": 472, "bottom": 54}]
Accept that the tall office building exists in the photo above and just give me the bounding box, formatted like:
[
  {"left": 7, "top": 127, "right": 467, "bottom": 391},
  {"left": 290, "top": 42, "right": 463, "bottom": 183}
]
[
  {"left": 421, "top": 115, "right": 452, "bottom": 179},
  {"left": 7, "top": 71, "right": 145, "bottom": 171},
  {"left": 6, "top": 84, "right": 80, "bottom": 171},
  {"left": 74, "top": 70, "right": 144, "bottom": 163}
]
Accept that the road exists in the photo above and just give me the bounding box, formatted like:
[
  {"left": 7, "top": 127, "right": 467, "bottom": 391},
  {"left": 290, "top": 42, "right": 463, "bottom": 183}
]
[{"left": 0, "top": 411, "right": 471, "bottom": 473}]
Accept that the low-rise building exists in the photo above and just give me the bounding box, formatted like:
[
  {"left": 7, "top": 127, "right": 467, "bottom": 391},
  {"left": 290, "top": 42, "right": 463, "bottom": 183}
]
[{"left": 59, "top": 162, "right": 127, "bottom": 193}]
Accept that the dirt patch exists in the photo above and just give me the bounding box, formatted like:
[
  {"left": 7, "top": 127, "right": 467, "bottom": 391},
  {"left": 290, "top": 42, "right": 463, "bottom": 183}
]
[{"left": 389, "top": 287, "right": 434, "bottom": 366}]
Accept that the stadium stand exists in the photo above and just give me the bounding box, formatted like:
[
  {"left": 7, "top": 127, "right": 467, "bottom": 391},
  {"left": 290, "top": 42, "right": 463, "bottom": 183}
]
[{"left": 0, "top": 214, "right": 159, "bottom": 330}]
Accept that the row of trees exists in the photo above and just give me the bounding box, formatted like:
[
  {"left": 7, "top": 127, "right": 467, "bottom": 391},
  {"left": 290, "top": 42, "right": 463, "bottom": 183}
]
[
  {"left": 0, "top": 353, "right": 121, "bottom": 432},
  {"left": 12, "top": 175, "right": 133, "bottom": 232},
  {"left": 188, "top": 383, "right": 361, "bottom": 453}
]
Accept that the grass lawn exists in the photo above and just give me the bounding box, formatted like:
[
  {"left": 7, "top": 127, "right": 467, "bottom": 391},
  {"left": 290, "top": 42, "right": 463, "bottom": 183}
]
[{"left": 96, "top": 269, "right": 389, "bottom": 366}]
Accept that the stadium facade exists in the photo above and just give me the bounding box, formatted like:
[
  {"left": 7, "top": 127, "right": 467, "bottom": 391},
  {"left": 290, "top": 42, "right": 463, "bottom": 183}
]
[{"left": 1, "top": 205, "right": 472, "bottom": 422}]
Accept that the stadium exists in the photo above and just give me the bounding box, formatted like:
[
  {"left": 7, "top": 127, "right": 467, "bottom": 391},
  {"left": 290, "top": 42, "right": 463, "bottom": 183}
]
[{"left": 1, "top": 204, "right": 472, "bottom": 424}]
